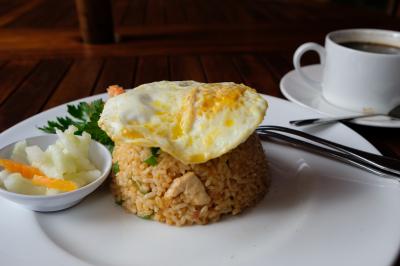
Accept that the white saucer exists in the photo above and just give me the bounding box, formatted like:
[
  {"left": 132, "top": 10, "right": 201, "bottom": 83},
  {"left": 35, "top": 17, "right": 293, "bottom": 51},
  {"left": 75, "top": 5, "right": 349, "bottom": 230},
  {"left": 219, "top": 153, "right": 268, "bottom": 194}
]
[{"left": 280, "top": 64, "right": 400, "bottom": 128}]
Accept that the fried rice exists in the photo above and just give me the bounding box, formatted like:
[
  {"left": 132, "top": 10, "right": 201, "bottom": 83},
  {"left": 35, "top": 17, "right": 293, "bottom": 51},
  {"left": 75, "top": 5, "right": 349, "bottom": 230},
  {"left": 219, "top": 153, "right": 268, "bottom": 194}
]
[{"left": 111, "top": 133, "right": 269, "bottom": 226}]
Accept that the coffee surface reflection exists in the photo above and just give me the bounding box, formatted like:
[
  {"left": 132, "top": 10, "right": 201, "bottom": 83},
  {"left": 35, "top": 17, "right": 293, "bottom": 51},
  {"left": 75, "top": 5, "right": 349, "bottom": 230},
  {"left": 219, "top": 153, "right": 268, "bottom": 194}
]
[{"left": 339, "top": 41, "right": 400, "bottom": 54}]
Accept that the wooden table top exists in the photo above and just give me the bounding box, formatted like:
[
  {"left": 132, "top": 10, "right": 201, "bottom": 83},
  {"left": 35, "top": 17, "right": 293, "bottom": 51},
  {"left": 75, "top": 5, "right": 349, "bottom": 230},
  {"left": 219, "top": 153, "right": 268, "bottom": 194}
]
[{"left": 0, "top": 0, "right": 399, "bottom": 264}]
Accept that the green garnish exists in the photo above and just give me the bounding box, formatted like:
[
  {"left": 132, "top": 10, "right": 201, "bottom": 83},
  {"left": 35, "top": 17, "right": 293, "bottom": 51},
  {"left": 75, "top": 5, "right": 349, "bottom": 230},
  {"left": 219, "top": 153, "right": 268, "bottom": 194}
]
[
  {"left": 115, "top": 199, "right": 124, "bottom": 205},
  {"left": 144, "top": 156, "right": 158, "bottom": 166},
  {"left": 139, "top": 213, "right": 154, "bottom": 220},
  {"left": 144, "top": 147, "right": 160, "bottom": 166},
  {"left": 150, "top": 147, "right": 160, "bottom": 156},
  {"left": 112, "top": 162, "right": 120, "bottom": 174},
  {"left": 38, "top": 100, "right": 114, "bottom": 151}
]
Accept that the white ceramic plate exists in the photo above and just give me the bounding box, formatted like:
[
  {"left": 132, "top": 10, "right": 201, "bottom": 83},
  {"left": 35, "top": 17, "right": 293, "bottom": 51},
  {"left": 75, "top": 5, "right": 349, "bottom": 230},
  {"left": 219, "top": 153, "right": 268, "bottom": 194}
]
[
  {"left": 280, "top": 64, "right": 400, "bottom": 128},
  {"left": 0, "top": 94, "right": 399, "bottom": 266}
]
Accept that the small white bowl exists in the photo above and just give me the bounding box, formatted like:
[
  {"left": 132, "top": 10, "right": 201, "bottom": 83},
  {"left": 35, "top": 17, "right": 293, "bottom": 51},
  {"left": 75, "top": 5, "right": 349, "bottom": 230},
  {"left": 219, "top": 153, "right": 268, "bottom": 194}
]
[{"left": 0, "top": 135, "right": 112, "bottom": 212}]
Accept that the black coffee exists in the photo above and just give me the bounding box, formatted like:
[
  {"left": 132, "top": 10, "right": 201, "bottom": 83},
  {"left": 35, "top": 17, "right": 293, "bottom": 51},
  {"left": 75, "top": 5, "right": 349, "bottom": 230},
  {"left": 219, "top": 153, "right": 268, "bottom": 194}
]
[{"left": 339, "top": 41, "right": 400, "bottom": 54}]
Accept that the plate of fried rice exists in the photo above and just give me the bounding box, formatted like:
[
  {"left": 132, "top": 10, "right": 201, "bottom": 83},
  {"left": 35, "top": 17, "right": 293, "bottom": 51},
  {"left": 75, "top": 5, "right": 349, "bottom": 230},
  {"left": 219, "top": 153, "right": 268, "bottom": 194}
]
[{"left": 0, "top": 83, "right": 399, "bottom": 266}]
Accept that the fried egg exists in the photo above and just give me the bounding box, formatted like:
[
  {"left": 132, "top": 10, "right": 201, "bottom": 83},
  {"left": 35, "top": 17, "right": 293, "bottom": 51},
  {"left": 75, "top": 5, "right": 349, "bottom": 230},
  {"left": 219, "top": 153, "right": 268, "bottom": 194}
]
[{"left": 98, "top": 81, "right": 268, "bottom": 164}]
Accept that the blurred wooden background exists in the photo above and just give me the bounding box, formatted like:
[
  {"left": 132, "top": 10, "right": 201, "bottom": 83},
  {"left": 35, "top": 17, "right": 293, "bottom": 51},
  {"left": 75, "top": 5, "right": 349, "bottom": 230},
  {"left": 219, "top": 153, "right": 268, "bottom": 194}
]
[
  {"left": 0, "top": 2, "right": 399, "bottom": 264},
  {"left": 0, "top": 0, "right": 399, "bottom": 161},
  {"left": 0, "top": 0, "right": 398, "bottom": 58}
]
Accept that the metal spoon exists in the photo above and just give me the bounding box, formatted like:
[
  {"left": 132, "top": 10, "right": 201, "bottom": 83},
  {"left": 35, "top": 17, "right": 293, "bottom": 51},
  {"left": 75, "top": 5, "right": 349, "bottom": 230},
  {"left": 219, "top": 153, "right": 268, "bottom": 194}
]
[
  {"left": 256, "top": 125, "right": 400, "bottom": 180},
  {"left": 289, "top": 104, "right": 400, "bottom": 127}
]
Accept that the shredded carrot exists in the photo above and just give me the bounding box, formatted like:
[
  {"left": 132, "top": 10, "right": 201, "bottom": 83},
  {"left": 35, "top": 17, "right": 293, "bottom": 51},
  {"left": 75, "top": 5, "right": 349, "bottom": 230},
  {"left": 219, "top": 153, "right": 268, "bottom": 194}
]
[
  {"left": 0, "top": 158, "right": 77, "bottom": 192},
  {"left": 107, "top": 85, "right": 125, "bottom": 97},
  {"left": 32, "top": 175, "right": 77, "bottom": 192},
  {"left": 0, "top": 158, "right": 44, "bottom": 179}
]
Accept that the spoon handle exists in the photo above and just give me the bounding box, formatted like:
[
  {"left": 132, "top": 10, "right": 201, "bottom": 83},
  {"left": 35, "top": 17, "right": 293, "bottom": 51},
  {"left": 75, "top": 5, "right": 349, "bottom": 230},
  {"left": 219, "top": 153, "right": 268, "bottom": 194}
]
[
  {"left": 256, "top": 125, "right": 400, "bottom": 180},
  {"left": 289, "top": 114, "right": 381, "bottom": 126}
]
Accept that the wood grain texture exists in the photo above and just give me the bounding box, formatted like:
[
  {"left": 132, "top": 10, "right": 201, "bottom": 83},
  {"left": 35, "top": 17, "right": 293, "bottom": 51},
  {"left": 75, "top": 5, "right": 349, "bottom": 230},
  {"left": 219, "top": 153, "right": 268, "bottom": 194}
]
[
  {"left": 134, "top": 56, "right": 169, "bottom": 86},
  {"left": 93, "top": 57, "right": 136, "bottom": 94},
  {"left": 233, "top": 54, "right": 280, "bottom": 96},
  {"left": 190, "top": 0, "right": 226, "bottom": 24},
  {"left": 201, "top": 55, "right": 243, "bottom": 83},
  {"left": 1, "top": 19, "right": 399, "bottom": 59},
  {"left": 169, "top": 55, "right": 205, "bottom": 82},
  {"left": 112, "top": 0, "right": 131, "bottom": 26},
  {"left": 6, "top": 0, "right": 72, "bottom": 28},
  {"left": 145, "top": 0, "right": 164, "bottom": 25},
  {"left": 216, "top": 0, "right": 255, "bottom": 24},
  {"left": 0, "top": 59, "right": 71, "bottom": 131},
  {"left": 165, "top": 0, "right": 187, "bottom": 24},
  {"left": 54, "top": 0, "right": 79, "bottom": 27},
  {"left": 0, "top": 59, "right": 38, "bottom": 105},
  {"left": 43, "top": 59, "right": 103, "bottom": 110},
  {"left": 262, "top": 54, "right": 293, "bottom": 85},
  {"left": 0, "top": 0, "right": 43, "bottom": 27},
  {"left": 120, "top": 0, "right": 147, "bottom": 26}
]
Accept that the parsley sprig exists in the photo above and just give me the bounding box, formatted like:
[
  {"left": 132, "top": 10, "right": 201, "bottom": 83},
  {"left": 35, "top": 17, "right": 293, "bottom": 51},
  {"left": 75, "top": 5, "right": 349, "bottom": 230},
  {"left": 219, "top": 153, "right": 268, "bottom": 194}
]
[
  {"left": 144, "top": 147, "right": 160, "bottom": 166},
  {"left": 139, "top": 212, "right": 154, "bottom": 220},
  {"left": 112, "top": 162, "right": 120, "bottom": 174},
  {"left": 38, "top": 99, "right": 114, "bottom": 151}
]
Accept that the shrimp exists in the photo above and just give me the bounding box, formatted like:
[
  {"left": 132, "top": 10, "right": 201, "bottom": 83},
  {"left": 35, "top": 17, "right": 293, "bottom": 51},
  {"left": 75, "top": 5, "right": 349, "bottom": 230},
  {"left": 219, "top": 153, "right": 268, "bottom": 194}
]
[{"left": 107, "top": 85, "right": 125, "bottom": 97}]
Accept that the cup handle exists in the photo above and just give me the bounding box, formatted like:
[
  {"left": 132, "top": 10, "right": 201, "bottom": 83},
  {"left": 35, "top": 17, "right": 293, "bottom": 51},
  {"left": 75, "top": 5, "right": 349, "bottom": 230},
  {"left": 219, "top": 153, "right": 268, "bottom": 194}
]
[{"left": 293, "top": 42, "right": 326, "bottom": 89}]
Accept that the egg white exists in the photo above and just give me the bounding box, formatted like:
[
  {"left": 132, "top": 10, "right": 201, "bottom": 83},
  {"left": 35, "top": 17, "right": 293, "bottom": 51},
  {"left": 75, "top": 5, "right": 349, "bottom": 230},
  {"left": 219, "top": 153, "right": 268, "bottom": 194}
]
[{"left": 98, "top": 81, "right": 268, "bottom": 164}]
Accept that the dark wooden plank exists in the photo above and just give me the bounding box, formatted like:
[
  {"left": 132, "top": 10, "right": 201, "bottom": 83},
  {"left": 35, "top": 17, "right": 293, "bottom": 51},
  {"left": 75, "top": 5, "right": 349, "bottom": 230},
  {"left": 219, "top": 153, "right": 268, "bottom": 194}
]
[
  {"left": 169, "top": 55, "right": 206, "bottom": 82},
  {"left": 233, "top": 54, "right": 280, "bottom": 96},
  {"left": 113, "top": 0, "right": 131, "bottom": 26},
  {"left": 249, "top": 1, "right": 315, "bottom": 22},
  {"left": 0, "top": 26, "right": 321, "bottom": 58},
  {"left": 246, "top": 0, "right": 275, "bottom": 23},
  {"left": 3, "top": 17, "right": 400, "bottom": 58},
  {"left": 262, "top": 54, "right": 292, "bottom": 85},
  {"left": 6, "top": 0, "right": 72, "bottom": 28},
  {"left": 54, "top": 0, "right": 78, "bottom": 27},
  {"left": 217, "top": 0, "right": 255, "bottom": 24},
  {"left": 43, "top": 59, "right": 103, "bottom": 110},
  {"left": 0, "top": 59, "right": 39, "bottom": 105},
  {"left": 290, "top": 50, "right": 321, "bottom": 67},
  {"left": 0, "top": 59, "right": 71, "bottom": 131},
  {"left": 348, "top": 125, "right": 400, "bottom": 158},
  {"left": 0, "top": 0, "right": 42, "bottom": 27},
  {"left": 200, "top": 55, "right": 243, "bottom": 83},
  {"left": 195, "top": 0, "right": 227, "bottom": 24},
  {"left": 145, "top": 0, "right": 165, "bottom": 25},
  {"left": 165, "top": 0, "right": 187, "bottom": 24},
  {"left": 184, "top": 0, "right": 227, "bottom": 24},
  {"left": 93, "top": 57, "right": 136, "bottom": 94},
  {"left": 184, "top": 0, "right": 203, "bottom": 24},
  {"left": 273, "top": 2, "right": 318, "bottom": 21},
  {"left": 0, "top": 0, "right": 26, "bottom": 17},
  {"left": 121, "top": 0, "right": 147, "bottom": 26},
  {"left": 134, "top": 56, "right": 169, "bottom": 86}
]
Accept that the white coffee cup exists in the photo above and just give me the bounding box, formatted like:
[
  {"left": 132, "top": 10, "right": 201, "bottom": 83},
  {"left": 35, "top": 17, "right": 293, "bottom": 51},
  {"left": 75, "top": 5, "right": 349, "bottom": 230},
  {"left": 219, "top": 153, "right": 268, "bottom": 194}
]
[{"left": 293, "top": 28, "right": 400, "bottom": 114}]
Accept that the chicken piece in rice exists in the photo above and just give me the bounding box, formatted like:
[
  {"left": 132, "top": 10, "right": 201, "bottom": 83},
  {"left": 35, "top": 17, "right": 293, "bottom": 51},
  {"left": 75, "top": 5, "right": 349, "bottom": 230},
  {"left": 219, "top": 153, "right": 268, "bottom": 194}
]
[
  {"left": 100, "top": 81, "right": 270, "bottom": 226},
  {"left": 111, "top": 133, "right": 269, "bottom": 226}
]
